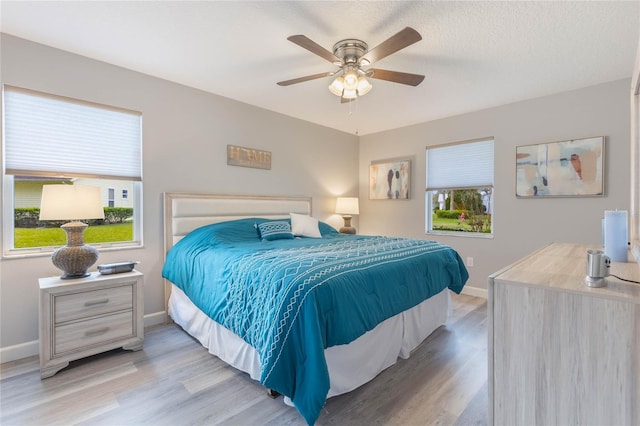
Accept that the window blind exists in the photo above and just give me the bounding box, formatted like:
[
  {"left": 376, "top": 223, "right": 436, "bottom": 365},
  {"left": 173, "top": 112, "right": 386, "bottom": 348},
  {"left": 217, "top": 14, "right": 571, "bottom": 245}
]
[
  {"left": 426, "top": 139, "right": 494, "bottom": 190},
  {"left": 4, "top": 86, "right": 142, "bottom": 180}
]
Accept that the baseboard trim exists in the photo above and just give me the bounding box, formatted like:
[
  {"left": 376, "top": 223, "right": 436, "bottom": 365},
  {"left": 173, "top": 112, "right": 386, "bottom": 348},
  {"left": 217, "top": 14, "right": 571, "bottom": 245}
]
[
  {"left": 144, "top": 311, "right": 167, "bottom": 328},
  {"left": 1, "top": 310, "right": 168, "bottom": 364},
  {"left": 461, "top": 286, "right": 487, "bottom": 299},
  {"left": 0, "top": 340, "right": 38, "bottom": 364}
]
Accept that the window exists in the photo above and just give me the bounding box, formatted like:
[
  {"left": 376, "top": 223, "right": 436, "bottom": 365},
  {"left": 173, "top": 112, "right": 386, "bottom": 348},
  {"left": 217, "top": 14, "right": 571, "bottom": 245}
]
[
  {"left": 2, "top": 85, "right": 143, "bottom": 254},
  {"left": 108, "top": 188, "right": 115, "bottom": 208},
  {"left": 122, "top": 189, "right": 129, "bottom": 200},
  {"left": 425, "top": 138, "right": 494, "bottom": 236}
]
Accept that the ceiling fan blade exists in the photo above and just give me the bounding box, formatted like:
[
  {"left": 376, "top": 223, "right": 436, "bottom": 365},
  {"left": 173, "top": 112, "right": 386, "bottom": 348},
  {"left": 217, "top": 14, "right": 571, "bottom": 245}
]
[
  {"left": 287, "top": 35, "right": 341, "bottom": 63},
  {"left": 368, "top": 69, "right": 425, "bottom": 86},
  {"left": 361, "top": 27, "right": 422, "bottom": 64},
  {"left": 277, "top": 72, "right": 334, "bottom": 86}
]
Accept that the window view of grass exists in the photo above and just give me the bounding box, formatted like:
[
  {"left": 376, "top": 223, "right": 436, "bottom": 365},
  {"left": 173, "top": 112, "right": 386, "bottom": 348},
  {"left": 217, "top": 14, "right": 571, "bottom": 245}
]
[
  {"left": 431, "top": 188, "right": 492, "bottom": 234},
  {"left": 432, "top": 216, "right": 483, "bottom": 232},
  {"left": 13, "top": 206, "right": 134, "bottom": 249},
  {"left": 14, "top": 223, "right": 133, "bottom": 249},
  {"left": 431, "top": 214, "right": 492, "bottom": 233}
]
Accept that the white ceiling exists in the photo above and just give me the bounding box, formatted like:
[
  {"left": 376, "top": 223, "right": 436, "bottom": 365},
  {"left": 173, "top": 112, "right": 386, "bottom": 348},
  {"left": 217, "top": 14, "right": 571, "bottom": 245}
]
[{"left": 1, "top": 1, "right": 639, "bottom": 135}]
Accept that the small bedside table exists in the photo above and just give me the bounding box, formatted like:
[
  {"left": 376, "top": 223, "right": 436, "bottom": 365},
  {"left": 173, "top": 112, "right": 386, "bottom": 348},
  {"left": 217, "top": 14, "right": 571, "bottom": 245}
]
[{"left": 39, "top": 270, "right": 144, "bottom": 379}]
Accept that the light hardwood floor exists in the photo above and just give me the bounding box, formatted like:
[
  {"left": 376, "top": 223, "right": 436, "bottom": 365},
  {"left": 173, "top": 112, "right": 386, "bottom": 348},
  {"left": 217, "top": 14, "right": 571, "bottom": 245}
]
[{"left": 0, "top": 293, "right": 487, "bottom": 426}]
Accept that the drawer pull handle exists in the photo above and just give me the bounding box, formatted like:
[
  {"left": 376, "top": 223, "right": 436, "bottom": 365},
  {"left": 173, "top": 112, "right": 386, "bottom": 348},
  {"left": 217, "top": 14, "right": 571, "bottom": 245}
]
[
  {"left": 85, "top": 327, "right": 110, "bottom": 337},
  {"left": 84, "top": 298, "right": 109, "bottom": 307}
]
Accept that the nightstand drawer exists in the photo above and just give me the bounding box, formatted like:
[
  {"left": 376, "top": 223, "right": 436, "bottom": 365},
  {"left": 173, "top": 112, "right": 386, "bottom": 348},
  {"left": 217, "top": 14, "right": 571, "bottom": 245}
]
[
  {"left": 54, "top": 311, "right": 134, "bottom": 356},
  {"left": 54, "top": 284, "right": 133, "bottom": 323}
]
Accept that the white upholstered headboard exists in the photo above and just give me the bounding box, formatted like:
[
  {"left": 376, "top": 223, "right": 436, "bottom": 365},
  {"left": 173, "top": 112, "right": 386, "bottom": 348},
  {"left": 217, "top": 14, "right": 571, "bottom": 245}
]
[{"left": 162, "top": 192, "right": 312, "bottom": 312}]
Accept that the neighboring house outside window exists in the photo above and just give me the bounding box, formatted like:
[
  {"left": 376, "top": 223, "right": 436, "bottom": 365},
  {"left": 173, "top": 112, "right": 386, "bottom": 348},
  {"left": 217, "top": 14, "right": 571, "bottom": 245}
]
[
  {"left": 2, "top": 85, "right": 143, "bottom": 254},
  {"left": 14, "top": 177, "right": 71, "bottom": 207},
  {"left": 14, "top": 179, "right": 135, "bottom": 209},
  {"left": 108, "top": 188, "right": 115, "bottom": 208},
  {"left": 425, "top": 138, "right": 494, "bottom": 236}
]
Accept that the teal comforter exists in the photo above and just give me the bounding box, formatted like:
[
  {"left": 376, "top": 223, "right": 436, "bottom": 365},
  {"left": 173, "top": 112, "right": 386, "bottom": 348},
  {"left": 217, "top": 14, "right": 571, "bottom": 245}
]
[{"left": 162, "top": 218, "right": 468, "bottom": 424}]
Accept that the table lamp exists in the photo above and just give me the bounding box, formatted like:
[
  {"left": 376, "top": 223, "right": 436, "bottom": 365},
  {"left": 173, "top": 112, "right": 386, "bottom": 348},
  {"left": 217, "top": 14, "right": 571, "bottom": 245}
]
[
  {"left": 39, "top": 185, "right": 105, "bottom": 279},
  {"left": 335, "top": 197, "right": 359, "bottom": 234}
]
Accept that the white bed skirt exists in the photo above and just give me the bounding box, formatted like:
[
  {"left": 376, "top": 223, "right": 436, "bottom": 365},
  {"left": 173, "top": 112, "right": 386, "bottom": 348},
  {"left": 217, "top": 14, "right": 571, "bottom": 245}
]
[{"left": 168, "top": 284, "right": 450, "bottom": 399}]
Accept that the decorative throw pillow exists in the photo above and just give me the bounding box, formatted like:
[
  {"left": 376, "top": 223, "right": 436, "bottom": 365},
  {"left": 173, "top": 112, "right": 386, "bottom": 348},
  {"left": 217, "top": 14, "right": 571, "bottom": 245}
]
[
  {"left": 290, "top": 213, "right": 322, "bottom": 238},
  {"left": 318, "top": 220, "right": 339, "bottom": 236},
  {"left": 256, "top": 221, "right": 294, "bottom": 241}
]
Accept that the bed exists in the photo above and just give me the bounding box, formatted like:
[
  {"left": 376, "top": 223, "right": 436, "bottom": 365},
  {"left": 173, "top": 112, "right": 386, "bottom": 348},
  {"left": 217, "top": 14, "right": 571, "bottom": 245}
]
[{"left": 162, "top": 193, "right": 468, "bottom": 424}]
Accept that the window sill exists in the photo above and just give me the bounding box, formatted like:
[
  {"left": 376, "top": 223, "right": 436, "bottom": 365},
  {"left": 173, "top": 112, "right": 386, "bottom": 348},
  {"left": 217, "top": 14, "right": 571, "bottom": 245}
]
[{"left": 427, "top": 230, "right": 494, "bottom": 239}]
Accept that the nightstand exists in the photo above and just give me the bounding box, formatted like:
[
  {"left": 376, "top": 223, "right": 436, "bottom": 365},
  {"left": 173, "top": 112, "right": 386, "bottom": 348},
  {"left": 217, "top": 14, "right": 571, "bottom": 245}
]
[{"left": 39, "top": 270, "right": 144, "bottom": 379}]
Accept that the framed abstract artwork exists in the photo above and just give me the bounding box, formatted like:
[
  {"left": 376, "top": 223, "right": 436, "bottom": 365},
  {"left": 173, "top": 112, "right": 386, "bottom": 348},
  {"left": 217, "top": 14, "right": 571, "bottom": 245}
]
[
  {"left": 369, "top": 159, "right": 410, "bottom": 200},
  {"left": 516, "top": 136, "right": 604, "bottom": 197}
]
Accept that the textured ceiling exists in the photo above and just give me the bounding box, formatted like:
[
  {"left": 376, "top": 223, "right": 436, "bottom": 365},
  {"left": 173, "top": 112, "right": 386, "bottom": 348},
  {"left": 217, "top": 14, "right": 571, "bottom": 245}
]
[{"left": 1, "top": 1, "right": 639, "bottom": 135}]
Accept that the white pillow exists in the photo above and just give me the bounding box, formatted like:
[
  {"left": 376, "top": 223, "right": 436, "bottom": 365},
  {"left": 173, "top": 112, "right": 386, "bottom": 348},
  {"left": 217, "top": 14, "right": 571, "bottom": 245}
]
[{"left": 290, "top": 213, "right": 322, "bottom": 238}]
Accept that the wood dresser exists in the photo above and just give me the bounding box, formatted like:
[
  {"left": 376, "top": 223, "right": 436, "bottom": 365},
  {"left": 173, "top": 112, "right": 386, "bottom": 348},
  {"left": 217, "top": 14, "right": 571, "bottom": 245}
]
[
  {"left": 488, "top": 242, "right": 640, "bottom": 425},
  {"left": 39, "top": 270, "right": 144, "bottom": 378}
]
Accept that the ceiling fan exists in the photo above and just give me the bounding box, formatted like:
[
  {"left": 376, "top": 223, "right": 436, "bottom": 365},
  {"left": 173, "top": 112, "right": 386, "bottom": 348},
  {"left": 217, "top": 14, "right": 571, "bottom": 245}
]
[{"left": 277, "top": 27, "right": 425, "bottom": 103}]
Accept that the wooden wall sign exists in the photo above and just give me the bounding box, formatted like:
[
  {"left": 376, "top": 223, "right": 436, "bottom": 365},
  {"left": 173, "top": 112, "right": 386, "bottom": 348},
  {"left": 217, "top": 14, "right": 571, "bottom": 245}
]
[{"left": 227, "top": 144, "right": 271, "bottom": 170}]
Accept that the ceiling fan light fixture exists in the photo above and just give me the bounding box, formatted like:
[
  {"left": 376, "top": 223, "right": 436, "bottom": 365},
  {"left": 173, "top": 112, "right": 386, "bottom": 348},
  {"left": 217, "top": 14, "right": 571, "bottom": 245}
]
[
  {"left": 329, "top": 71, "right": 372, "bottom": 99},
  {"left": 342, "top": 88, "right": 357, "bottom": 99},
  {"left": 328, "top": 76, "right": 345, "bottom": 96},
  {"left": 356, "top": 77, "right": 372, "bottom": 96},
  {"left": 343, "top": 70, "right": 359, "bottom": 90}
]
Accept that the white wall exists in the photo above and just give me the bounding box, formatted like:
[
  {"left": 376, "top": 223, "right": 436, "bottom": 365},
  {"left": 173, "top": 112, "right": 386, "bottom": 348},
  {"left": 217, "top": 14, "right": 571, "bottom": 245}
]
[
  {"left": 359, "top": 79, "right": 631, "bottom": 291},
  {"left": 0, "top": 34, "right": 359, "bottom": 360}
]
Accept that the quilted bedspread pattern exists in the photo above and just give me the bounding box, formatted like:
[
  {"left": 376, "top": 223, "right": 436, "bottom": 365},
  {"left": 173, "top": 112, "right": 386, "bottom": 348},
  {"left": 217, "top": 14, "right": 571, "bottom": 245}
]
[{"left": 162, "top": 219, "right": 468, "bottom": 424}]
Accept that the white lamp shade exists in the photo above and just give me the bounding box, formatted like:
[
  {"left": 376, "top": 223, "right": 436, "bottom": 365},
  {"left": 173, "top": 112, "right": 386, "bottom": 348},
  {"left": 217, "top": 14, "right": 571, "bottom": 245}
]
[
  {"left": 336, "top": 197, "right": 360, "bottom": 215},
  {"left": 40, "top": 185, "right": 105, "bottom": 220},
  {"left": 357, "top": 77, "right": 372, "bottom": 96},
  {"left": 342, "top": 89, "right": 357, "bottom": 99},
  {"left": 328, "top": 76, "right": 345, "bottom": 96},
  {"left": 343, "top": 70, "right": 359, "bottom": 90}
]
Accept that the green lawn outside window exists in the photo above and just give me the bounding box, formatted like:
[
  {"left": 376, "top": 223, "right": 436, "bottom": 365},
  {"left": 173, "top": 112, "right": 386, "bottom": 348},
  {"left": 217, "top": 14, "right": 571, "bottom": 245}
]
[{"left": 14, "top": 223, "right": 133, "bottom": 248}]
